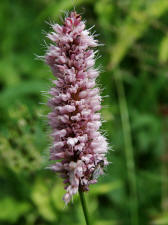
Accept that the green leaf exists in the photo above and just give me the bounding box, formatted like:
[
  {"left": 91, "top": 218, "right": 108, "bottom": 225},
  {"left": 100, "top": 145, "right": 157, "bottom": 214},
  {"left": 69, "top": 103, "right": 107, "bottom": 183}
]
[
  {"left": 0, "top": 81, "right": 48, "bottom": 107},
  {"left": 151, "top": 212, "right": 168, "bottom": 225},
  {"left": 37, "top": 0, "right": 95, "bottom": 22},
  {"left": 90, "top": 180, "right": 122, "bottom": 195},
  {"left": 95, "top": 0, "right": 114, "bottom": 29},
  {"left": 94, "top": 220, "right": 117, "bottom": 225},
  {"left": 159, "top": 34, "right": 168, "bottom": 63},
  {"left": 51, "top": 181, "right": 66, "bottom": 211},
  {"left": 0, "top": 197, "right": 30, "bottom": 222},
  {"left": 110, "top": 0, "right": 168, "bottom": 68},
  {"left": 31, "top": 179, "right": 57, "bottom": 222}
]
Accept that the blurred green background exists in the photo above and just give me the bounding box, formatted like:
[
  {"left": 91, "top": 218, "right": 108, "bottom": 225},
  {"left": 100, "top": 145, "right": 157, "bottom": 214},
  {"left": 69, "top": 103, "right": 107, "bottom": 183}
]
[{"left": 1, "top": 0, "right": 168, "bottom": 224}]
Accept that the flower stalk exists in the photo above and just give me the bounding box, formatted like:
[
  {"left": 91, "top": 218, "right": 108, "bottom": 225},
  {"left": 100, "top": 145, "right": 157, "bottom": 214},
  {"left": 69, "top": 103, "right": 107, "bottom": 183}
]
[
  {"left": 113, "top": 69, "right": 138, "bottom": 225},
  {"left": 79, "top": 189, "right": 90, "bottom": 225}
]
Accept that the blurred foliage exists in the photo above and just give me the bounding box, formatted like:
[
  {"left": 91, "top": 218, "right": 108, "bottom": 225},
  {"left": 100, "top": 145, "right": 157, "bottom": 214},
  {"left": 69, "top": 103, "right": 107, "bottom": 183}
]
[{"left": 0, "top": 0, "right": 168, "bottom": 224}]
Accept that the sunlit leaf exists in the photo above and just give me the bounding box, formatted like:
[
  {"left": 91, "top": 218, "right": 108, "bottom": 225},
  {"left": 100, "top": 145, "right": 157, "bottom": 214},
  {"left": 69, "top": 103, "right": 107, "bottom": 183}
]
[
  {"left": 159, "top": 34, "right": 168, "bottom": 63},
  {"left": 0, "top": 197, "right": 30, "bottom": 222},
  {"left": 31, "top": 179, "right": 57, "bottom": 221}
]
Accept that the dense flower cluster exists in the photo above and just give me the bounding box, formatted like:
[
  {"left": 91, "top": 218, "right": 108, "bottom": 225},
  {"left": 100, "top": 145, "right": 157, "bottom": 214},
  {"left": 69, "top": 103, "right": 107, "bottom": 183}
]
[{"left": 45, "top": 12, "right": 108, "bottom": 204}]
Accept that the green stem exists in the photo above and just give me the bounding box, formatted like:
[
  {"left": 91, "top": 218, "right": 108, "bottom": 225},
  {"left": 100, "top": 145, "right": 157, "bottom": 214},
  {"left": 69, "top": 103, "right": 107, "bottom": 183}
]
[
  {"left": 79, "top": 190, "right": 90, "bottom": 225},
  {"left": 114, "top": 70, "right": 139, "bottom": 225},
  {"left": 161, "top": 117, "right": 168, "bottom": 211}
]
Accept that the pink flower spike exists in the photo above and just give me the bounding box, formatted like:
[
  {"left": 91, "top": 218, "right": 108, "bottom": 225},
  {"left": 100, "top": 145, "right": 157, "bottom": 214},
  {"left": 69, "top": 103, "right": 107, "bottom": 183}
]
[{"left": 45, "top": 11, "right": 108, "bottom": 204}]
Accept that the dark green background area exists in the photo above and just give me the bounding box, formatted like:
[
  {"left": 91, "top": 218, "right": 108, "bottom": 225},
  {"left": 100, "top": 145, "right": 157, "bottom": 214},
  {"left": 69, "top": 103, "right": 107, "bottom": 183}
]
[{"left": 0, "top": 0, "right": 168, "bottom": 224}]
